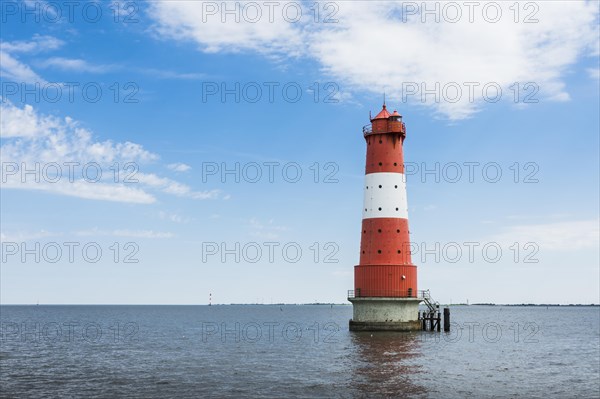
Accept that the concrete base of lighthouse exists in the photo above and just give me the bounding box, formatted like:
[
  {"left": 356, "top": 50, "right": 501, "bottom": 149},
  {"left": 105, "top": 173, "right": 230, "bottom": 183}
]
[{"left": 348, "top": 297, "right": 422, "bottom": 331}]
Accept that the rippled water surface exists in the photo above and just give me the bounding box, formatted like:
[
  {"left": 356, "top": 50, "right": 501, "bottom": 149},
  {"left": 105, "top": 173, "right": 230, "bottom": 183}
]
[{"left": 1, "top": 305, "right": 599, "bottom": 398}]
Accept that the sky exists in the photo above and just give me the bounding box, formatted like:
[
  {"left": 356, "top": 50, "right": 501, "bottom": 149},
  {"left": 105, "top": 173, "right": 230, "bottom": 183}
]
[{"left": 0, "top": 0, "right": 599, "bottom": 305}]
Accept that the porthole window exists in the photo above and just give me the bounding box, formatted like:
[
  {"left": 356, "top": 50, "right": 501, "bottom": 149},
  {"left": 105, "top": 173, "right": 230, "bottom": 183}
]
[
  {"left": 397, "top": 250, "right": 401, "bottom": 254},
  {"left": 378, "top": 229, "right": 382, "bottom": 233},
  {"left": 394, "top": 185, "right": 398, "bottom": 189},
  {"left": 394, "top": 162, "right": 397, "bottom": 166},
  {"left": 378, "top": 162, "right": 382, "bottom": 166},
  {"left": 379, "top": 140, "right": 382, "bottom": 144},
  {"left": 396, "top": 229, "right": 400, "bottom": 233},
  {"left": 378, "top": 185, "right": 382, "bottom": 188},
  {"left": 377, "top": 250, "right": 382, "bottom": 254},
  {"left": 378, "top": 207, "right": 382, "bottom": 211},
  {"left": 396, "top": 207, "right": 399, "bottom": 211}
]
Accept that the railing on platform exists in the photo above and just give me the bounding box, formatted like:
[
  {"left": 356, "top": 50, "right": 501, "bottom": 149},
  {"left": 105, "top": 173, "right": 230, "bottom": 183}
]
[
  {"left": 348, "top": 289, "right": 430, "bottom": 299},
  {"left": 362, "top": 122, "right": 406, "bottom": 137}
]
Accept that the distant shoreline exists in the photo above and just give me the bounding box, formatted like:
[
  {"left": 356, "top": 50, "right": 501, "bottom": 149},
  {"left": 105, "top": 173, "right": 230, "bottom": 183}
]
[
  {"left": 444, "top": 303, "right": 600, "bottom": 307},
  {"left": 1, "top": 303, "right": 599, "bottom": 307}
]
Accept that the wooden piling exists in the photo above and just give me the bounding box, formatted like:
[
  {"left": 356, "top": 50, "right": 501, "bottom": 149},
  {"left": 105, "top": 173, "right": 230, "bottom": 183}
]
[{"left": 443, "top": 307, "right": 450, "bottom": 332}]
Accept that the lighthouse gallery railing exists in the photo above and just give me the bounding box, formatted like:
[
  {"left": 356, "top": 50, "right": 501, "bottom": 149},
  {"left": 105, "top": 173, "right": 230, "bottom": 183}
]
[
  {"left": 362, "top": 122, "right": 406, "bottom": 136},
  {"left": 348, "top": 289, "right": 431, "bottom": 299}
]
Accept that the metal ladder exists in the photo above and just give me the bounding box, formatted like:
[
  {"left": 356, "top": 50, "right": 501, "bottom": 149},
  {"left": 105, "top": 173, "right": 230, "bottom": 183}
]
[{"left": 422, "top": 289, "right": 440, "bottom": 313}]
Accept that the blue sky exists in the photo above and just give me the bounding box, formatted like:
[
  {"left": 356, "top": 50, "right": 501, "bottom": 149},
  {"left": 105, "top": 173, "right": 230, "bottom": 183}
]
[{"left": 1, "top": 1, "right": 599, "bottom": 304}]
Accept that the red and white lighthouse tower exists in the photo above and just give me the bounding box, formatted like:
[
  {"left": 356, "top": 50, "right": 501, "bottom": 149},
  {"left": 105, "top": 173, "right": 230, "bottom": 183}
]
[{"left": 348, "top": 103, "right": 422, "bottom": 331}]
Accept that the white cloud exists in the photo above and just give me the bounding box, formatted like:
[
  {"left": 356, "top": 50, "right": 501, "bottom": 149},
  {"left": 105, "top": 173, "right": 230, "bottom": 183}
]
[
  {"left": 167, "top": 162, "right": 192, "bottom": 172},
  {"left": 149, "top": 0, "right": 305, "bottom": 56},
  {"left": 148, "top": 1, "right": 599, "bottom": 119},
  {"left": 39, "top": 57, "right": 115, "bottom": 73},
  {"left": 0, "top": 35, "right": 64, "bottom": 83},
  {"left": 0, "top": 101, "right": 222, "bottom": 203},
  {"left": 136, "top": 172, "right": 220, "bottom": 199},
  {"left": 0, "top": 51, "right": 46, "bottom": 83},
  {"left": 112, "top": 229, "right": 174, "bottom": 239},
  {"left": 0, "top": 35, "right": 64, "bottom": 54},
  {"left": 331, "top": 269, "right": 352, "bottom": 278},
  {"left": 75, "top": 228, "right": 174, "bottom": 238},
  {"left": 0, "top": 101, "right": 157, "bottom": 163},
  {"left": 489, "top": 219, "right": 600, "bottom": 251},
  {"left": 190, "top": 190, "right": 221, "bottom": 200},
  {"left": 0, "top": 230, "right": 59, "bottom": 242},
  {"left": 1, "top": 35, "right": 204, "bottom": 83},
  {"left": 158, "top": 211, "right": 189, "bottom": 223},
  {"left": 248, "top": 217, "right": 288, "bottom": 239},
  {"left": 1, "top": 178, "right": 157, "bottom": 204},
  {"left": 139, "top": 68, "right": 208, "bottom": 80},
  {"left": 0, "top": 103, "right": 45, "bottom": 138}
]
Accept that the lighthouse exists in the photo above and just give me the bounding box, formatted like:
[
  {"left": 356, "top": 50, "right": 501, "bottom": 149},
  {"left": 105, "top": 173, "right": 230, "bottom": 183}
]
[{"left": 348, "top": 103, "right": 422, "bottom": 331}]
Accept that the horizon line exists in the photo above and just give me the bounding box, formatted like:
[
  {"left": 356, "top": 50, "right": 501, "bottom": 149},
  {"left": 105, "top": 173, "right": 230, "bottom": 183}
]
[{"left": 1, "top": 303, "right": 599, "bottom": 306}]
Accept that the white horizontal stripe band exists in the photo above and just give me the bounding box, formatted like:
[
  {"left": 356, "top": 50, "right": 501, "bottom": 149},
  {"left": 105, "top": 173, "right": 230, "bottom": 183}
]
[{"left": 362, "top": 172, "right": 409, "bottom": 219}]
